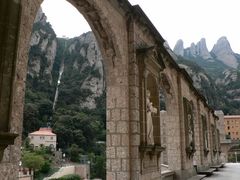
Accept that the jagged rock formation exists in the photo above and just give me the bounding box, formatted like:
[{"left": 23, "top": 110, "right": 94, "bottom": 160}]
[
  {"left": 172, "top": 37, "right": 240, "bottom": 114},
  {"left": 28, "top": 9, "right": 57, "bottom": 84},
  {"left": 173, "top": 37, "right": 240, "bottom": 69},
  {"left": 185, "top": 38, "right": 212, "bottom": 59},
  {"left": 60, "top": 32, "right": 105, "bottom": 109},
  {"left": 211, "top": 36, "right": 238, "bottom": 68},
  {"left": 216, "top": 69, "right": 238, "bottom": 85},
  {"left": 173, "top": 39, "right": 184, "bottom": 56},
  {"left": 27, "top": 9, "right": 105, "bottom": 110}
]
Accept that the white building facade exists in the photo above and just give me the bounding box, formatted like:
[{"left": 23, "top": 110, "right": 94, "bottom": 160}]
[{"left": 29, "top": 128, "right": 57, "bottom": 150}]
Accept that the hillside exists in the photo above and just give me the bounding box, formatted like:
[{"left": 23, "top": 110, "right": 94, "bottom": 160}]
[{"left": 173, "top": 38, "right": 240, "bottom": 114}]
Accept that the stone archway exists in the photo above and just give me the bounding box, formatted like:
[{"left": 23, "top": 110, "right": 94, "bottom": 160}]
[{"left": 0, "top": 0, "right": 135, "bottom": 179}]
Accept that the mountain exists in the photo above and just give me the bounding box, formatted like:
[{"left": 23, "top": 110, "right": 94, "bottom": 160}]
[
  {"left": 24, "top": 9, "right": 106, "bottom": 153},
  {"left": 56, "top": 33, "right": 105, "bottom": 110},
  {"left": 177, "top": 57, "right": 221, "bottom": 108},
  {"left": 173, "top": 37, "right": 240, "bottom": 114},
  {"left": 211, "top": 37, "right": 239, "bottom": 68}
]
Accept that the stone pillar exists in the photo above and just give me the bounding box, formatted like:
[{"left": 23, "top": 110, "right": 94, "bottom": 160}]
[
  {"left": 128, "top": 19, "right": 141, "bottom": 180},
  {"left": 160, "top": 110, "right": 168, "bottom": 165},
  {"left": 0, "top": 0, "right": 20, "bottom": 161},
  {"left": 215, "top": 110, "right": 226, "bottom": 163},
  {"left": 106, "top": 68, "right": 131, "bottom": 180},
  {"left": 193, "top": 99, "right": 202, "bottom": 169},
  {"left": 163, "top": 71, "right": 183, "bottom": 179}
]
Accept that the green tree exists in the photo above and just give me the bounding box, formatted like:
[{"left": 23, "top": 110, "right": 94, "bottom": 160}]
[
  {"left": 22, "top": 152, "right": 45, "bottom": 171},
  {"left": 40, "top": 161, "right": 51, "bottom": 174},
  {"left": 67, "top": 144, "right": 82, "bottom": 162}
]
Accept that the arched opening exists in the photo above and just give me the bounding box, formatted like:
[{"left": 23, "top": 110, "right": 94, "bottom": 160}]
[
  {"left": 3, "top": 0, "right": 132, "bottom": 179},
  {"left": 159, "top": 72, "right": 174, "bottom": 165},
  {"left": 20, "top": 1, "right": 117, "bottom": 179}
]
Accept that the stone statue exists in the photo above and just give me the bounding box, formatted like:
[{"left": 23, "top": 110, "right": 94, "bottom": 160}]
[
  {"left": 146, "top": 90, "right": 157, "bottom": 145},
  {"left": 188, "top": 114, "right": 193, "bottom": 147}
]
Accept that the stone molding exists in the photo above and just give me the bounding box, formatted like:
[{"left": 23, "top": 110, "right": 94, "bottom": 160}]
[{"left": 0, "top": 132, "right": 18, "bottom": 161}]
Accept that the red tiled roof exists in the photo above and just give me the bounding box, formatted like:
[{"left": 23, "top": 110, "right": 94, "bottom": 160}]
[{"left": 29, "top": 128, "right": 56, "bottom": 136}]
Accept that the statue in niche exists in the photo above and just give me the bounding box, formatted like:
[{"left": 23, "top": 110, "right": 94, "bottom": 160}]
[
  {"left": 146, "top": 90, "right": 157, "bottom": 145},
  {"left": 202, "top": 115, "right": 209, "bottom": 155},
  {"left": 183, "top": 98, "right": 195, "bottom": 158},
  {"left": 204, "top": 131, "right": 209, "bottom": 149},
  {"left": 188, "top": 114, "right": 194, "bottom": 148}
]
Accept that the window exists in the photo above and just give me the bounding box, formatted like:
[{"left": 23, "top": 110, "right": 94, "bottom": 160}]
[
  {"left": 228, "top": 132, "right": 231, "bottom": 135},
  {"left": 40, "top": 136, "right": 45, "bottom": 140},
  {"left": 50, "top": 137, "right": 53, "bottom": 140},
  {"left": 236, "top": 132, "right": 238, "bottom": 135},
  {"left": 227, "top": 121, "right": 229, "bottom": 125},
  {"left": 228, "top": 126, "right": 230, "bottom": 130}
]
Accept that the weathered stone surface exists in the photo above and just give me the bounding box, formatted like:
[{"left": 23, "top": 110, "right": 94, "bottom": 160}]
[{"left": 0, "top": 0, "right": 221, "bottom": 180}]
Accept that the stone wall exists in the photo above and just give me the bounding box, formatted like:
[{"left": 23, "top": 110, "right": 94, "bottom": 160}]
[{"left": 0, "top": 0, "right": 221, "bottom": 180}]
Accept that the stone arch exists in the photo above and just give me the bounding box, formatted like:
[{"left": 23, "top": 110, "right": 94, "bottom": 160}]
[
  {"left": 159, "top": 72, "right": 175, "bottom": 111},
  {"left": 158, "top": 72, "right": 177, "bottom": 165},
  {"left": 20, "top": 0, "right": 122, "bottom": 77},
  {"left": 1, "top": 0, "right": 132, "bottom": 179}
]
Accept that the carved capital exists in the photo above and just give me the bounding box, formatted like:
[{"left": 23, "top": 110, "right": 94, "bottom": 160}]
[
  {"left": 0, "top": 132, "right": 18, "bottom": 161},
  {"left": 139, "top": 144, "right": 165, "bottom": 159}
]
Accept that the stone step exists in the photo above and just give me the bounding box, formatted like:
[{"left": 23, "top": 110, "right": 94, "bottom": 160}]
[
  {"left": 187, "top": 175, "right": 206, "bottom": 180},
  {"left": 210, "top": 164, "right": 224, "bottom": 171},
  {"left": 197, "top": 168, "right": 215, "bottom": 176}
]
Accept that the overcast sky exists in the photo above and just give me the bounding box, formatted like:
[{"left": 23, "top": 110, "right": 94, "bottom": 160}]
[{"left": 41, "top": 0, "right": 240, "bottom": 53}]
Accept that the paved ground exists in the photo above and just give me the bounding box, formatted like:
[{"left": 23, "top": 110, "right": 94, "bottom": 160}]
[
  {"left": 44, "top": 165, "right": 75, "bottom": 180},
  {"left": 203, "top": 163, "right": 240, "bottom": 180}
]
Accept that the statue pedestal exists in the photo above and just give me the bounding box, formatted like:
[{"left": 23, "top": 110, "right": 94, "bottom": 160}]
[{"left": 139, "top": 144, "right": 165, "bottom": 158}]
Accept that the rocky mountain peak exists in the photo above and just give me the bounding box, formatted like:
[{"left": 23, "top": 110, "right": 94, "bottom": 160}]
[
  {"left": 173, "top": 39, "right": 184, "bottom": 56},
  {"left": 212, "top": 36, "right": 233, "bottom": 54},
  {"left": 28, "top": 8, "right": 57, "bottom": 84},
  {"left": 174, "top": 38, "right": 212, "bottom": 59},
  {"left": 34, "top": 8, "right": 47, "bottom": 24},
  {"left": 195, "top": 38, "right": 212, "bottom": 59},
  {"left": 211, "top": 36, "right": 238, "bottom": 68}
]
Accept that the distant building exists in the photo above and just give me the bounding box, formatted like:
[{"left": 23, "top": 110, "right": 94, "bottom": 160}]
[
  {"left": 18, "top": 167, "right": 33, "bottom": 180},
  {"left": 224, "top": 115, "right": 240, "bottom": 141},
  {"left": 28, "top": 128, "right": 57, "bottom": 150}
]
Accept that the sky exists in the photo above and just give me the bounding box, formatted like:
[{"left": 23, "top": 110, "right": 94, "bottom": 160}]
[{"left": 41, "top": 0, "right": 240, "bottom": 53}]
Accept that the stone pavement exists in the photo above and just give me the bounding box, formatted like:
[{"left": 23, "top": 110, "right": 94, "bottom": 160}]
[
  {"left": 203, "top": 163, "right": 240, "bottom": 180},
  {"left": 44, "top": 165, "right": 75, "bottom": 180}
]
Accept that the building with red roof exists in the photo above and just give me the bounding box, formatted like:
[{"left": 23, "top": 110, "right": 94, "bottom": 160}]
[{"left": 28, "top": 127, "right": 57, "bottom": 150}]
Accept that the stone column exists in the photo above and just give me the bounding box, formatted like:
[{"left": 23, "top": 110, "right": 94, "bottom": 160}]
[
  {"left": 162, "top": 70, "right": 183, "bottom": 179},
  {"left": 193, "top": 99, "right": 202, "bottom": 169},
  {"left": 0, "top": 0, "right": 20, "bottom": 161}
]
